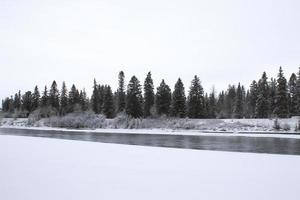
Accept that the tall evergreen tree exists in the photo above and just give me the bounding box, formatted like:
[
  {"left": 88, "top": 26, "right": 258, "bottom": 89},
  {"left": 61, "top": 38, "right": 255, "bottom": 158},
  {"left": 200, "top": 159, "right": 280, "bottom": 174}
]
[
  {"left": 126, "top": 76, "right": 143, "bottom": 118},
  {"left": 79, "top": 89, "right": 89, "bottom": 111},
  {"left": 49, "top": 81, "right": 60, "bottom": 111},
  {"left": 233, "top": 83, "right": 243, "bottom": 118},
  {"left": 296, "top": 67, "right": 300, "bottom": 115},
  {"left": 248, "top": 81, "right": 258, "bottom": 118},
  {"left": 156, "top": 80, "right": 172, "bottom": 116},
  {"left": 22, "top": 91, "right": 33, "bottom": 116},
  {"left": 68, "top": 84, "right": 80, "bottom": 112},
  {"left": 171, "top": 78, "right": 186, "bottom": 118},
  {"left": 207, "top": 88, "right": 217, "bottom": 118},
  {"left": 274, "top": 67, "right": 288, "bottom": 118},
  {"left": 103, "top": 85, "right": 115, "bottom": 118},
  {"left": 269, "top": 78, "right": 277, "bottom": 115},
  {"left": 187, "top": 75, "right": 204, "bottom": 118},
  {"left": 60, "top": 82, "right": 68, "bottom": 115},
  {"left": 117, "top": 71, "right": 126, "bottom": 112},
  {"left": 255, "top": 72, "right": 270, "bottom": 118},
  {"left": 91, "top": 79, "right": 101, "bottom": 114},
  {"left": 41, "top": 86, "right": 49, "bottom": 107},
  {"left": 224, "top": 85, "right": 236, "bottom": 118},
  {"left": 216, "top": 91, "right": 226, "bottom": 118},
  {"left": 13, "top": 91, "right": 21, "bottom": 111},
  {"left": 289, "top": 73, "right": 297, "bottom": 116},
  {"left": 143, "top": 72, "right": 155, "bottom": 117},
  {"left": 32, "top": 86, "right": 40, "bottom": 111}
]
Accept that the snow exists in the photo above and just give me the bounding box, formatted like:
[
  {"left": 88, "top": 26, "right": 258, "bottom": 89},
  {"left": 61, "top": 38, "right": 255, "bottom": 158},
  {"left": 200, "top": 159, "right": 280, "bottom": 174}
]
[{"left": 1, "top": 135, "right": 300, "bottom": 200}]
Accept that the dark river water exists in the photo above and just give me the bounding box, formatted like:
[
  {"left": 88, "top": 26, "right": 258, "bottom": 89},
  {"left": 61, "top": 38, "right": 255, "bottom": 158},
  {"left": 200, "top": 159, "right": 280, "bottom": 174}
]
[{"left": 1, "top": 128, "right": 300, "bottom": 155}]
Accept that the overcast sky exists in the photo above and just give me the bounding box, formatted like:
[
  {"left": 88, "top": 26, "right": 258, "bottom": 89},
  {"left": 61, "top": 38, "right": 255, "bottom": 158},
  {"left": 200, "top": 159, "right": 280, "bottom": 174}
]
[{"left": 1, "top": 0, "right": 300, "bottom": 100}]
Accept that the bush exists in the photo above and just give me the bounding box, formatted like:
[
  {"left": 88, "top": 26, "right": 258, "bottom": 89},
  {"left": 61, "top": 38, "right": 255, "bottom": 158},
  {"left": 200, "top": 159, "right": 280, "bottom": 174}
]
[{"left": 282, "top": 123, "right": 290, "bottom": 131}]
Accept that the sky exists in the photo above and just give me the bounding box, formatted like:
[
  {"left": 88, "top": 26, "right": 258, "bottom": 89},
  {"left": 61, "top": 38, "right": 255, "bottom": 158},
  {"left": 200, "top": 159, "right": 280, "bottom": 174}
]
[{"left": 1, "top": 0, "right": 300, "bottom": 101}]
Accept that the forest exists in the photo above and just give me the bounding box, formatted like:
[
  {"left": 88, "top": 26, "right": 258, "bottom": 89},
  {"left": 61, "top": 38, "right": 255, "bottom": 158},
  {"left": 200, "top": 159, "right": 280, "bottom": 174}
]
[{"left": 1, "top": 67, "right": 299, "bottom": 120}]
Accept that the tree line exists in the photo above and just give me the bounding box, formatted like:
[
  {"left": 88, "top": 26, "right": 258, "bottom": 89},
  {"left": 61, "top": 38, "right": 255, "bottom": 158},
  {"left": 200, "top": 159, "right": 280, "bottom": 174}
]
[{"left": 1, "top": 67, "right": 299, "bottom": 119}]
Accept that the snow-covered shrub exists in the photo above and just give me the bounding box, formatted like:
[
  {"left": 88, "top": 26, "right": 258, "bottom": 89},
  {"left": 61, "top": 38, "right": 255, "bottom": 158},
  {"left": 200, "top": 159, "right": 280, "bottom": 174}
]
[
  {"left": 45, "top": 112, "right": 106, "bottom": 129},
  {"left": 282, "top": 123, "right": 290, "bottom": 131},
  {"left": 273, "top": 119, "right": 281, "bottom": 130}
]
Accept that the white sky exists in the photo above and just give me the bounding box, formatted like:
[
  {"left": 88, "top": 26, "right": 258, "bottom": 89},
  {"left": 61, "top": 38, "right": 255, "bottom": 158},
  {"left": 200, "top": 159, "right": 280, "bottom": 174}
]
[{"left": 1, "top": 0, "right": 300, "bottom": 100}]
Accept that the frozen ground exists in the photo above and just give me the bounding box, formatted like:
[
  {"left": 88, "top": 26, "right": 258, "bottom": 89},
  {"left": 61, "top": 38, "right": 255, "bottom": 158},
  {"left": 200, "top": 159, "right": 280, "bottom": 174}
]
[{"left": 1, "top": 135, "right": 300, "bottom": 200}]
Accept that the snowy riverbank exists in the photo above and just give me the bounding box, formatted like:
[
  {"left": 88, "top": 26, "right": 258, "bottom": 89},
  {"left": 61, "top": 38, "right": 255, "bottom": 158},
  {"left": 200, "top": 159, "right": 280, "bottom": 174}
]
[{"left": 1, "top": 135, "right": 300, "bottom": 200}]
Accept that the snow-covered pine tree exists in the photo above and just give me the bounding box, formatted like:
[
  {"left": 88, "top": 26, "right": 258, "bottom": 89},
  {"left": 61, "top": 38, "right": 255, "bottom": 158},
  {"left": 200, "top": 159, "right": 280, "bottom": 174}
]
[
  {"left": 187, "top": 75, "right": 204, "bottom": 118},
  {"left": 41, "top": 86, "right": 49, "bottom": 107},
  {"left": 171, "top": 78, "right": 186, "bottom": 118},
  {"left": 143, "top": 72, "right": 155, "bottom": 117},
  {"left": 68, "top": 84, "right": 80, "bottom": 113},
  {"left": 255, "top": 72, "right": 270, "bottom": 118},
  {"left": 126, "top": 76, "right": 143, "bottom": 118},
  {"left": 117, "top": 71, "right": 126, "bottom": 113},
  {"left": 103, "top": 85, "right": 115, "bottom": 118},
  {"left": 32, "top": 86, "right": 40, "bottom": 111},
  {"left": 156, "top": 79, "right": 172, "bottom": 116},
  {"left": 288, "top": 73, "right": 297, "bottom": 116},
  {"left": 274, "top": 67, "right": 288, "bottom": 118},
  {"left": 79, "top": 89, "right": 89, "bottom": 111},
  {"left": 269, "top": 78, "right": 277, "bottom": 116},
  {"left": 60, "top": 81, "right": 68, "bottom": 115},
  {"left": 233, "top": 83, "right": 243, "bottom": 118},
  {"left": 49, "top": 81, "right": 60, "bottom": 112}
]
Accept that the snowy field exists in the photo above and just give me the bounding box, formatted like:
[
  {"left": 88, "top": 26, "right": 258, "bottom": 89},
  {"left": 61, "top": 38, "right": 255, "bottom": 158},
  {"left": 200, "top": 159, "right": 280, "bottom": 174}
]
[{"left": 1, "top": 135, "right": 300, "bottom": 200}]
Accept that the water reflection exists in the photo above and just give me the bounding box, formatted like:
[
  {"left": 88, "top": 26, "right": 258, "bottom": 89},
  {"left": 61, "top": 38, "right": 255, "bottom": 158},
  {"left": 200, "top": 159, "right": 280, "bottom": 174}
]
[{"left": 1, "top": 128, "right": 300, "bottom": 155}]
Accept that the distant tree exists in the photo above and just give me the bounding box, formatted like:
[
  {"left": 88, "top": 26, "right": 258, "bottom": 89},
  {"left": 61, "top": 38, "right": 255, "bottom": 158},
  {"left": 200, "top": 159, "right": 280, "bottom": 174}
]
[
  {"left": 22, "top": 91, "right": 33, "bottom": 116},
  {"left": 117, "top": 71, "right": 126, "bottom": 113},
  {"left": 289, "top": 73, "right": 297, "bottom": 116},
  {"left": 224, "top": 85, "right": 236, "bottom": 118},
  {"left": 13, "top": 91, "right": 22, "bottom": 111},
  {"left": 233, "top": 83, "right": 243, "bottom": 118},
  {"left": 68, "top": 84, "right": 80, "bottom": 112},
  {"left": 49, "top": 81, "right": 60, "bottom": 112},
  {"left": 126, "top": 76, "right": 143, "bottom": 118},
  {"left": 187, "top": 75, "right": 204, "bottom": 118},
  {"left": 32, "top": 86, "right": 40, "bottom": 111},
  {"left": 143, "top": 72, "right": 155, "bottom": 117},
  {"left": 207, "top": 88, "right": 217, "bottom": 118},
  {"left": 156, "top": 80, "right": 172, "bottom": 116},
  {"left": 274, "top": 67, "right": 288, "bottom": 118},
  {"left": 171, "top": 78, "right": 186, "bottom": 118},
  {"left": 216, "top": 91, "right": 226, "bottom": 118},
  {"left": 296, "top": 67, "right": 300, "bottom": 115},
  {"left": 91, "top": 79, "right": 101, "bottom": 114},
  {"left": 103, "top": 85, "right": 115, "bottom": 118},
  {"left": 79, "top": 89, "right": 89, "bottom": 111},
  {"left": 60, "top": 82, "right": 68, "bottom": 115},
  {"left": 41, "top": 86, "right": 49, "bottom": 107},
  {"left": 269, "top": 78, "right": 277, "bottom": 116},
  {"left": 248, "top": 81, "right": 258, "bottom": 118},
  {"left": 2, "top": 97, "right": 14, "bottom": 113},
  {"left": 255, "top": 72, "right": 270, "bottom": 118}
]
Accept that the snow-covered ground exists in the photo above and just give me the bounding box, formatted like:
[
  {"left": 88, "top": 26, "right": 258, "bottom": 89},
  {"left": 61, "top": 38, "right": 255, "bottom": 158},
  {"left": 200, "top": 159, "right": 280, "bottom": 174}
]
[{"left": 1, "top": 135, "right": 300, "bottom": 200}]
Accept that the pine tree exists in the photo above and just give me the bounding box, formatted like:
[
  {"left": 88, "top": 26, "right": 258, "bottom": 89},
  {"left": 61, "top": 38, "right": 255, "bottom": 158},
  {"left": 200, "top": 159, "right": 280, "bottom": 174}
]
[
  {"left": 41, "top": 86, "right": 49, "bottom": 107},
  {"left": 91, "top": 79, "right": 101, "bottom": 114},
  {"left": 32, "top": 86, "right": 40, "bottom": 111},
  {"left": 22, "top": 91, "right": 33, "bottom": 116},
  {"left": 187, "top": 75, "right": 204, "bottom": 118},
  {"left": 79, "top": 89, "right": 89, "bottom": 111},
  {"left": 289, "top": 73, "right": 297, "bottom": 116},
  {"left": 13, "top": 91, "right": 21, "bottom": 111},
  {"left": 156, "top": 80, "right": 172, "bottom": 116},
  {"left": 255, "top": 72, "right": 270, "bottom": 118},
  {"left": 68, "top": 84, "right": 80, "bottom": 112},
  {"left": 233, "top": 83, "right": 243, "bottom": 118},
  {"left": 269, "top": 78, "right": 277, "bottom": 116},
  {"left": 117, "top": 71, "right": 126, "bottom": 112},
  {"left": 216, "top": 91, "right": 225, "bottom": 118},
  {"left": 60, "top": 82, "right": 68, "bottom": 115},
  {"left": 143, "top": 72, "right": 155, "bottom": 117},
  {"left": 49, "top": 81, "right": 60, "bottom": 111},
  {"left": 171, "top": 78, "right": 186, "bottom": 118},
  {"left": 249, "top": 81, "right": 258, "bottom": 118},
  {"left": 126, "top": 76, "right": 143, "bottom": 118},
  {"left": 207, "top": 88, "right": 217, "bottom": 118},
  {"left": 103, "top": 85, "right": 115, "bottom": 118},
  {"left": 224, "top": 85, "right": 236, "bottom": 118},
  {"left": 274, "top": 67, "right": 288, "bottom": 118}
]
